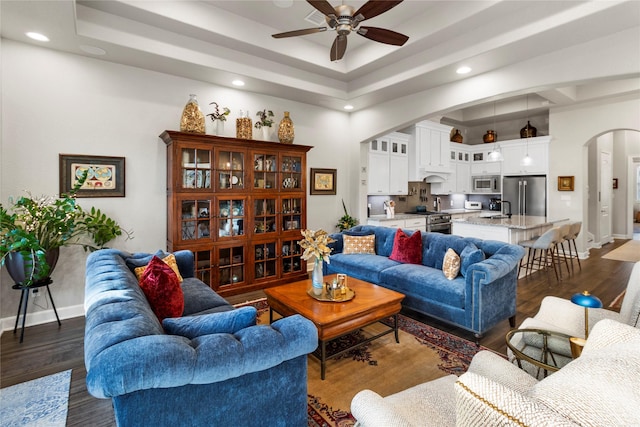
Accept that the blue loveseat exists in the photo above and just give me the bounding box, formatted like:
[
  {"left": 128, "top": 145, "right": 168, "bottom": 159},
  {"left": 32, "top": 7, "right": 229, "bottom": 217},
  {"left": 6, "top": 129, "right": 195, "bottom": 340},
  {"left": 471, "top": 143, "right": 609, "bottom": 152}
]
[
  {"left": 324, "top": 226, "right": 525, "bottom": 337},
  {"left": 84, "top": 249, "right": 318, "bottom": 427}
]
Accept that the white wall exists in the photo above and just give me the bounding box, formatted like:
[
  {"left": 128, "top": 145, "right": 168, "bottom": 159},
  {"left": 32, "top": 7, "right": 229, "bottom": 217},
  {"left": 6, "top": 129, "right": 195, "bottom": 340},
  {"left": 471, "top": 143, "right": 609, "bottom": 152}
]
[{"left": 0, "top": 40, "right": 353, "bottom": 326}]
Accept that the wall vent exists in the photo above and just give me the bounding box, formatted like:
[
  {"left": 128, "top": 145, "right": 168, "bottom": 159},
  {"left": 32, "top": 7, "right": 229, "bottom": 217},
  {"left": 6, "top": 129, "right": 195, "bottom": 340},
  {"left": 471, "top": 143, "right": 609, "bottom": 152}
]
[{"left": 305, "top": 9, "right": 326, "bottom": 26}]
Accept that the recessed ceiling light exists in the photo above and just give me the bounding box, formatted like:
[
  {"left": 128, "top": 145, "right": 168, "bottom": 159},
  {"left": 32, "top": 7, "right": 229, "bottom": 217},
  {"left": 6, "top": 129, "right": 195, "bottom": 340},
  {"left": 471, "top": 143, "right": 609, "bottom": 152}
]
[
  {"left": 80, "top": 45, "right": 107, "bottom": 56},
  {"left": 26, "top": 32, "right": 49, "bottom": 42},
  {"left": 232, "top": 80, "right": 245, "bottom": 87},
  {"left": 344, "top": 105, "right": 354, "bottom": 110},
  {"left": 273, "top": 0, "right": 294, "bottom": 8},
  {"left": 456, "top": 66, "right": 471, "bottom": 74}
]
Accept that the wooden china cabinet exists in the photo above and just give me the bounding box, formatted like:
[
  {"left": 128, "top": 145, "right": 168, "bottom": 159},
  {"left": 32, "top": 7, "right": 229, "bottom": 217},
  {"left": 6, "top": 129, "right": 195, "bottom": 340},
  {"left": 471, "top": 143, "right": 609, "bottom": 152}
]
[{"left": 160, "top": 130, "right": 312, "bottom": 297}]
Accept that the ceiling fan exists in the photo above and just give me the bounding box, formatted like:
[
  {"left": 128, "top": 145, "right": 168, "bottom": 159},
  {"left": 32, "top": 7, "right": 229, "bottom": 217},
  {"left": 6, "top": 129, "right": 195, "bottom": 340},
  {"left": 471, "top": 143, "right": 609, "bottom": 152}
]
[{"left": 272, "top": 0, "right": 409, "bottom": 61}]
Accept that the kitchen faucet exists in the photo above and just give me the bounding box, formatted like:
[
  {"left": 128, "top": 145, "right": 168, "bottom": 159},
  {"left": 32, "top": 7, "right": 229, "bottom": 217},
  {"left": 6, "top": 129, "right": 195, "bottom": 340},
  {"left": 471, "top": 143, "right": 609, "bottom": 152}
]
[{"left": 502, "top": 200, "right": 512, "bottom": 218}]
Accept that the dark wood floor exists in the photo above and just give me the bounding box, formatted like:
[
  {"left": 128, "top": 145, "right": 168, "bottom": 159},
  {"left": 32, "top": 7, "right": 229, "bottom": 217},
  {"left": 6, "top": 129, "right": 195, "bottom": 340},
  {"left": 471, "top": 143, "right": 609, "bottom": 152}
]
[{"left": 0, "top": 239, "right": 634, "bottom": 426}]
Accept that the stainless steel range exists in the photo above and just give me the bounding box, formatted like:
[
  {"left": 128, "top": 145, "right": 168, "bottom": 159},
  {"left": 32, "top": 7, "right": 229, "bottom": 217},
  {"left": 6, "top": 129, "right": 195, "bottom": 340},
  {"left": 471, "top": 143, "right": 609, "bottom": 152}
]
[{"left": 404, "top": 209, "right": 452, "bottom": 234}]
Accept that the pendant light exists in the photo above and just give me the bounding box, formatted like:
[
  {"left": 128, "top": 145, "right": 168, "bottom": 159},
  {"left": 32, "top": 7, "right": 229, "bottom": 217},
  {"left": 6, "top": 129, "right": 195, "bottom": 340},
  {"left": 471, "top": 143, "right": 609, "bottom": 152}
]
[
  {"left": 488, "top": 101, "right": 503, "bottom": 161},
  {"left": 521, "top": 94, "right": 533, "bottom": 166}
]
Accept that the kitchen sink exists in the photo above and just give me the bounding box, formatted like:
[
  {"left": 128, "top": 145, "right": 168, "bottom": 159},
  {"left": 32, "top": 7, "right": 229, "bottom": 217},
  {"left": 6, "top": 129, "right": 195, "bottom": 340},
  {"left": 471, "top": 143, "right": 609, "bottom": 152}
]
[{"left": 489, "top": 215, "right": 512, "bottom": 219}]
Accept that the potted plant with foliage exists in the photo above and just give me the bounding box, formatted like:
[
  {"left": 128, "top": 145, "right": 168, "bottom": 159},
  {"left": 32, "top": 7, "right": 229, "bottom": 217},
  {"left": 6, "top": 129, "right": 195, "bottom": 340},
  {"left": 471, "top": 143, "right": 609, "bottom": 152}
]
[
  {"left": 336, "top": 199, "right": 358, "bottom": 231},
  {"left": 206, "top": 102, "right": 230, "bottom": 135},
  {"left": 255, "top": 109, "right": 275, "bottom": 140},
  {"left": 0, "top": 172, "right": 132, "bottom": 285}
]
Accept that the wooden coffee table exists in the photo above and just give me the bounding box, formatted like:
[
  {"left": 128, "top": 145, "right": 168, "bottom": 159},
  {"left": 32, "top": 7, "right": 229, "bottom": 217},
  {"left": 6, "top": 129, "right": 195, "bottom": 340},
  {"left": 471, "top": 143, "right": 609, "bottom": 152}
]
[{"left": 264, "top": 274, "right": 405, "bottom": 379}]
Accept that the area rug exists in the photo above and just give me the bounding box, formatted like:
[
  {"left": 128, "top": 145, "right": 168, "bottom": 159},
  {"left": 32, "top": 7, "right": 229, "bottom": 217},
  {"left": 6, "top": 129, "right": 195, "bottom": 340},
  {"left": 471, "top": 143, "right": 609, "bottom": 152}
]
[
  {"left": 602, "top": 240, "right": 640, "bottom": 262},
  {"left": 236, "top": 298, "right": 489, "bottom": 427},
  {"left": 0, "top": 369, "right": 72, "bottom": 427}
]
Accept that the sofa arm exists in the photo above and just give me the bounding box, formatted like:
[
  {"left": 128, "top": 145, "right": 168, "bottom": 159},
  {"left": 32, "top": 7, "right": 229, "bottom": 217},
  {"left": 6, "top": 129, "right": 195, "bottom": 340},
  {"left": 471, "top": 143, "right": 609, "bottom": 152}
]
[
  {"left": 531, "top": 296, "right": 622, "bottom": 336},
  {"left": 467, "top": 351, "right": 538, "bottom": 393},
  {"left": 351, "top": 390, "right": 413, "bottom": 427},
  {"left": 86, "top": 314, "right": 318, "bottom": 398},
  {"left": 455, "top": 372, "right": 576, "bottom": 426}
]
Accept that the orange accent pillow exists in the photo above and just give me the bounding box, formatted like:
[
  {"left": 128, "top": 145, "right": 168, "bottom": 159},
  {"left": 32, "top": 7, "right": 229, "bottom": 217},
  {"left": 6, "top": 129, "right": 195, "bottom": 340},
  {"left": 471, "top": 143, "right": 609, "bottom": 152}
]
[{"left": 343, "top": 234, "right": 376, "bottom": 255}]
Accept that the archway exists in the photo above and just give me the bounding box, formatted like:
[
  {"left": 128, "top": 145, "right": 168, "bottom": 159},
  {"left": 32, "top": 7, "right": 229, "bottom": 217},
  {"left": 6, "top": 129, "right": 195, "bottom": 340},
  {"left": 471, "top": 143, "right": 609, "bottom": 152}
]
[{"left": 584, "top": 129, "right": 640, "bottom": 250}]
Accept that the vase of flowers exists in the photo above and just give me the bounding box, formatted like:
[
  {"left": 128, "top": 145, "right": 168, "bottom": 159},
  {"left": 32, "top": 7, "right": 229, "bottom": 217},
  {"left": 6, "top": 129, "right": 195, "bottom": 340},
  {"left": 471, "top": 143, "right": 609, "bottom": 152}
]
[
  {"left": 206, "top": 102, "right": 230, "bottom": 135},
  {"left": 298, "top": 229, "right": 335, "bottom": 295},
  {"left": 336, "top": 199, "right": 358, "bottom": 231},
  {"left": 254, "top": 109, "right": 274, "bottom": 140},
  {"left": 0, "top": 172, "right": 132, "bottom": 285}
]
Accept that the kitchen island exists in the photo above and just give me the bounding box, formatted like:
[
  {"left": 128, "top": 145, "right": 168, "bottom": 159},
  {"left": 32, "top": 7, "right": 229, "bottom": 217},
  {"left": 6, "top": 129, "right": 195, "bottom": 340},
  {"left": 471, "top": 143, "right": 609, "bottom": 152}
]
[{"left": 452, "top": 215, "right": 568, "bottom": 244}]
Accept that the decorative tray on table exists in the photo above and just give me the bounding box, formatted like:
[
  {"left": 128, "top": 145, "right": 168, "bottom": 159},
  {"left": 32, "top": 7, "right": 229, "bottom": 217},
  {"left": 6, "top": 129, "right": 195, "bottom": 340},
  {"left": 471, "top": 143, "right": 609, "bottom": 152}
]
[{"left": 307, "top": 285, "right": 355, "bottom": 302}]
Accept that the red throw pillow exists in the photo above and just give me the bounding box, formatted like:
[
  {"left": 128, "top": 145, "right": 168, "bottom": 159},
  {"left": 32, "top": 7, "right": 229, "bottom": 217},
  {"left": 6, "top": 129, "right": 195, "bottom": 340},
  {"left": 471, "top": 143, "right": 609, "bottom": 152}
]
[
  {"left": 139, "top": 256, "right": 184, "bottom": 321},
  {"left": 389, "top": 229, "right": 423, "bottom": 264}
]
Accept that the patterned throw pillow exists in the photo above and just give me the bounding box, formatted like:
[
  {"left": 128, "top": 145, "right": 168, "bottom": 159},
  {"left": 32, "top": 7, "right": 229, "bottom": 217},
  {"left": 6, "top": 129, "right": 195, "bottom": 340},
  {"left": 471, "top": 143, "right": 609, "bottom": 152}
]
[
  {"left": 343, "top": 234, "right": 376, "bottom": 255},
  {"left": 134, "top": 253, "right": 184, "bottom": 282},
  {"left": 442, "top": 248, "right": 461, "bottom": 280},
  {"left": 139, "top": 256, "right": 184, "bottom": 321},
  {"left": 389, "top": 229, "right": 423, "bottom": 264}
]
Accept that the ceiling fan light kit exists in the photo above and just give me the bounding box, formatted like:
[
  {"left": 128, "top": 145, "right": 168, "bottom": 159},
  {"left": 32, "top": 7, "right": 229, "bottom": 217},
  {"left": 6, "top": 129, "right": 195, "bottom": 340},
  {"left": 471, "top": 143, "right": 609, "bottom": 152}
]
[{"left": 272, "top": 0, "right": 409, "bottom": 61}]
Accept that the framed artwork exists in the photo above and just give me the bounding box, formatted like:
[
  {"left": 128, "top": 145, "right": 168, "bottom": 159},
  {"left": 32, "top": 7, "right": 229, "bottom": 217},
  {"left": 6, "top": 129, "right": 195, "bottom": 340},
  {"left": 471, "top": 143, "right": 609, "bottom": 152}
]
[
  {"left": 310, "top": 168, "right": 336, "bottom": 195},
  {"left": 613, "top": 178, "right": 618, "bottom": 189},
  {"left": 59, "top": 154, "right": 126, "bottom": 197},
  {"left": 557, "top": 176, "right": 574, "bottom": 192}
]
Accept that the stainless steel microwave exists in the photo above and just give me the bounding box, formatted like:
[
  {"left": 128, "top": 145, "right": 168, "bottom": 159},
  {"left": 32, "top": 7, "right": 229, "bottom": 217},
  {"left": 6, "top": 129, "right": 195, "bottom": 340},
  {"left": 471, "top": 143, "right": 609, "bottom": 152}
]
[{"left": 473, "top": 175, "right": 501, "bottom": 193}]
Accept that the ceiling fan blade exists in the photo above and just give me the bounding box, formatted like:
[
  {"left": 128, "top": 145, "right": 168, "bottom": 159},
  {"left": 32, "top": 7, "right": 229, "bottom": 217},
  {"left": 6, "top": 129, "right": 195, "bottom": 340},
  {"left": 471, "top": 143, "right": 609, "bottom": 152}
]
[
  {"left": 330, "top": 35, "right": 347, "bottom": 61},
  {"left": 272, "top": 27, "right": 327, "bottom": 38},
  {"left": 355, "top": 0, "right": 403, "bottom": 21},
  {"left": 307, "top": 0, "right": 337, "bottom": 17},
  {"left": 357, "top": 26, "right": 409, "bottom": 46}
]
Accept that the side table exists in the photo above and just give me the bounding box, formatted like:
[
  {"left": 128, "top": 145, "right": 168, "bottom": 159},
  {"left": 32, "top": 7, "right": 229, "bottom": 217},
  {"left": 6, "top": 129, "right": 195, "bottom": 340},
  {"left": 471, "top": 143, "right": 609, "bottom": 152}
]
[
  {"left": 506, "top": 328, "right": 573, "bottom": 378},
  {"left": 13, "top": 278, "right": 61, "bottom": 343}
]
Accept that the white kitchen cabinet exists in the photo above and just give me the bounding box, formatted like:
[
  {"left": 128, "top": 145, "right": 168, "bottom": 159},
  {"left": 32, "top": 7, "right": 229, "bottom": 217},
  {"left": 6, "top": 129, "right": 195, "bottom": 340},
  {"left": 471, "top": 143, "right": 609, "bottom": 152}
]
[
  {"left": 432, "top": 143, "right": 470, "bottom": 194},
  {"left": 456, "top": 161, "right": 471, "bottom": 193},
  {"left": 367, "top": 132, "right": 409, "bottom": 195},
  {"left": 408, "top": 121, "right": 453, "bottom": 179},
  {"left": 367, "top": 218, "right": 406, "bottom": 229},
  {"left": 404, "top": 217, "right": 427, "bottom": 231},
  {"left": 501, "top": 137, "right": 549, "bottom": 175},
  {"left": 367, "top": 217, "right": 426, "bottom": 231}
]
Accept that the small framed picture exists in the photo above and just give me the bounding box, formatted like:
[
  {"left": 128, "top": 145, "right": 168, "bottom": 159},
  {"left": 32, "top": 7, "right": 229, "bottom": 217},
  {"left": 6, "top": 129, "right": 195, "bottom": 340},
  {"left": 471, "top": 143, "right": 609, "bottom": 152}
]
[
  {"left": 558, "top": 176, "right": 574, "bottom": 191},
  {"left": 310, "top": 168, "right": 336, "bottom": 195},
  {"left": 59, "top": 154, "right": 126, "bottom": 197}
]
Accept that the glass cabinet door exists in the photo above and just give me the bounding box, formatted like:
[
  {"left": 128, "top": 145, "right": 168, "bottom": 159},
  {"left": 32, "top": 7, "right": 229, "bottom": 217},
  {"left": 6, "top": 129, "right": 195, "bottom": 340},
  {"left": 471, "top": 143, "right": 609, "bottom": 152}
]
[
  {"left": 181, "top": 147, "right": 212, "bottom": 189},
  {"left": 217, "top": 198, "right": 245, "bottom": 238},
  {"left": 180, "top": 199, "right": 211, "bottom": 242},
  {"left": 281, "top": 197, "right": 302, "bottom": 232},
  {"left": 253, "top": 241, "right": 277, "bottom": 281},
  {"left": 194, "top": 249, "right": 213, "bottom": 286},
  {"left": 252, "top": 152, "right": 278, "bottom": 190},
  {"left": 253, "top": 197, "right": 277, "bottom": 234},
  {"left": 280, "top": 155, "right": 302, "bottom": 190},
  {"left": 217, "top": 246, "right": 245, "bottom": 288},
  {"left": 217, "top": 149, "right": 245, "bottom": 190},
  {"left": 281, "top": 239, "right": 303, "bottom": 275}
]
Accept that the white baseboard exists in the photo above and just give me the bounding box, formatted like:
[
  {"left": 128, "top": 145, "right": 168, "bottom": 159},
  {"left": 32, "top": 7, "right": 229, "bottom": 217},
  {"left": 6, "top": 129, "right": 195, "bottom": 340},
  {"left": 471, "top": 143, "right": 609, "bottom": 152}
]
[{"left": 0, "top": 304, "right": 85, "bottom": 334}]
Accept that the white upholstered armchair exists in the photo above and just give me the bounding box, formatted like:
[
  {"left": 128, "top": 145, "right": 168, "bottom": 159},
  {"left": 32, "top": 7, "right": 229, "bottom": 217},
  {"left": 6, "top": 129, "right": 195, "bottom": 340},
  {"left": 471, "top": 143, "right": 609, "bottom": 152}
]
[{"left": 351, "top": 319, "right": 640, "bottom": 427}]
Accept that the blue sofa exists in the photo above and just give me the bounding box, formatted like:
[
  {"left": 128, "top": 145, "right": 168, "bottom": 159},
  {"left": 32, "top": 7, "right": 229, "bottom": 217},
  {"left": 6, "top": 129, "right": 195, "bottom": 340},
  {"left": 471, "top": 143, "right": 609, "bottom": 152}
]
[
  {"left": 324, "top": 226, "right": 525, "bottom": 337},
  {"left": 84, "top": 249, "right": 318, "bottom": 427}
]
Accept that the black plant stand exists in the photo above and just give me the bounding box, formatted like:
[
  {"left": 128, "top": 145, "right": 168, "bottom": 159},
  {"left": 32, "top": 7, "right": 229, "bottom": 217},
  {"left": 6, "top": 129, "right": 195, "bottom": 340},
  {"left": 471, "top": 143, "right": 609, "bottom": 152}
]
[{"left": 13, "top": 278, "right": 61, "bottom": 343}]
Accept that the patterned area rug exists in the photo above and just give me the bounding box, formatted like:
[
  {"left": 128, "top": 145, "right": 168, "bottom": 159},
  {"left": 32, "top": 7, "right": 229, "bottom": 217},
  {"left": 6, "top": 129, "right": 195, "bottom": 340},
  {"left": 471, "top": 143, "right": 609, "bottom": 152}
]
[
  {"left": 237, "top": 298, "right": 489, "bottom": 427},
  {"left": 0, "top": 369, "right": 72, "bottom": 427}
]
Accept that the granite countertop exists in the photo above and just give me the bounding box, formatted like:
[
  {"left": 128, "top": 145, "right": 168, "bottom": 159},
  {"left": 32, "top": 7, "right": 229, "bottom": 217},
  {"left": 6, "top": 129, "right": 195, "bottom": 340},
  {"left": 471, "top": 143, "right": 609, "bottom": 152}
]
[
  {"left": 368, "top": 214, "right": 422, "bottom": 221},
  {"left": 452, "top": 215, "right": 569, "bottom": 230},
  {"left": 441, "top": 209, "right": 496, "bottom": 215}
]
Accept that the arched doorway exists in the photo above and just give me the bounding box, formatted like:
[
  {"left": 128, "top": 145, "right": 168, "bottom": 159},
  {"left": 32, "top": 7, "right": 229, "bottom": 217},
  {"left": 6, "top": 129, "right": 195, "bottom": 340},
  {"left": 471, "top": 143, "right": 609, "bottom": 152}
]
[{"left": 585, "top": 129, "right": 640, "bottom": 249}]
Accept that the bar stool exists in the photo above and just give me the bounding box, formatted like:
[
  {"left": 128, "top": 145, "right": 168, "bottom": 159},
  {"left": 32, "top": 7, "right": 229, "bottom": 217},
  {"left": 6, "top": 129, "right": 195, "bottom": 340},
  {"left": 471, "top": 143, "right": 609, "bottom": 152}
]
[
  {"left": 518, "top": 227, "right": 563, "bottom": 282},
  {"left": 564, "top": 221, "right": 582, "bottom": 273},
  {"left": 557, "top": 223, "right": 572, "bottom": 277}
]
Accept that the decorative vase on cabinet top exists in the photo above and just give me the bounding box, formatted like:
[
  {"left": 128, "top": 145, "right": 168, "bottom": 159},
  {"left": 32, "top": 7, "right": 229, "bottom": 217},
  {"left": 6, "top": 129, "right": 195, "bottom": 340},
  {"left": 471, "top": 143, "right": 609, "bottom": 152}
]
[
  {"left": 180, "top": 94, "right": 205, "bottom": 134},
  {"left": 278, "top": 111, "right": 295, "bottom": 144},
  {"left": 483, "top": 130, "right": 497, "bottom": 143},
  {"left": 236, "top": 110, "right": 252, "bottom": 140},
  {"left": 520, "top": 121, "right": 537, "bottom": 138},
  {"left": 450, "top": 129, "right": 463, "bottom": 143}
]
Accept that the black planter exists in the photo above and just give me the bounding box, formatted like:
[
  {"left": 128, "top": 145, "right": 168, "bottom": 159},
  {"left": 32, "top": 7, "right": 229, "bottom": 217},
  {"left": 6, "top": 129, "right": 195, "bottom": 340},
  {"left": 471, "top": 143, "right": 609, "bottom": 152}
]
[{"left": 5, "top": 248, "right": 60, "bottom": 285}]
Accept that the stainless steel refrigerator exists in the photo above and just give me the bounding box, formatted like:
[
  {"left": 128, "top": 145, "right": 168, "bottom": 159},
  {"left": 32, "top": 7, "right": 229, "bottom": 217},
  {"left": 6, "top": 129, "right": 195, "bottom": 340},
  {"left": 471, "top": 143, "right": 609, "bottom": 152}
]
[{"left": 502, "top": 175, "right": 547, "bottom": 216}]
